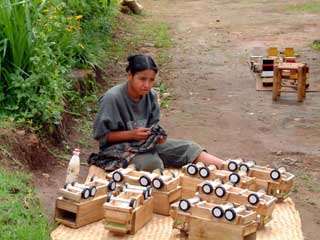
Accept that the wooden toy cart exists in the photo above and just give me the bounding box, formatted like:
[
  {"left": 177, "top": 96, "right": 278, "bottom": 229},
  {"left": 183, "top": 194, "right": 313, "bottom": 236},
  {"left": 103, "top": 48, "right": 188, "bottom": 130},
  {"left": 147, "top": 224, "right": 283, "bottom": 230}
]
[
  {"left": 55, "top": 178, "right": 117, "bottom": 228},
  {"left": 104, "top": 191, "right": 153, "bottom": 234},
  {"left": 222, "top": 159, "right": 294, "bottom": 201},
  {"left": 55, "top": 194, "right": 107, "bottom": 228},
  {"left": 198, "top": 180, "right": 276, "bottom": 227},
  {"left": 182, "top": 163, "right": 256, "bottom": 190},
  {"left": 109, "top": 167, "right": 159, "bottom": 187},
  {"left": 151, "top": 171, "right": 182, "bottom": 215},
  {"left": 170, "top": 196, "right": 258, "bottom": 240}
]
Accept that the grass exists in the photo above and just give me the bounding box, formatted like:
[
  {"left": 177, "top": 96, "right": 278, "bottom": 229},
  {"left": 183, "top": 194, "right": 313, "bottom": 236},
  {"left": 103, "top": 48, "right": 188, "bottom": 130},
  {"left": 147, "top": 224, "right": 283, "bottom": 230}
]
[
  {"left": 287, "top": 1, "right": 320, "bottom": 13},
  {"left": 0, "top": 168, "right": 50, "bottom": 240}
]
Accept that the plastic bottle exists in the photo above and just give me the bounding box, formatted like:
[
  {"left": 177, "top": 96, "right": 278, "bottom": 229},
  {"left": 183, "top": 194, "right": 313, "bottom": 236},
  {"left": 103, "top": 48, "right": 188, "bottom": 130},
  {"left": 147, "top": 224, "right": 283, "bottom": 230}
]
[{"left": 65, "top": 148, "right": 80, "bottom": 184}]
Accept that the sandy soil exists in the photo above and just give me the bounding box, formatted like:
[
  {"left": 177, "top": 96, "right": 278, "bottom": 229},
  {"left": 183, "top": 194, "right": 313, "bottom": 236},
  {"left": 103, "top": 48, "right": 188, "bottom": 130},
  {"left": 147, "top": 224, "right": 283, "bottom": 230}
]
[{"left": 27, "top": 0, "right": 320, "bottom": 239}]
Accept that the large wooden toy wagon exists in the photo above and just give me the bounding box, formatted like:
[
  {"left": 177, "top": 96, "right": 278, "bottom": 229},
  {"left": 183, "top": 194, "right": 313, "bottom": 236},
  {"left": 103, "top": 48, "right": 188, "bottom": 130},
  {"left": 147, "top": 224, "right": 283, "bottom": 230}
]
[
  {"left": 55, "top": 178, "right": 116, "bottom": 228},
  {"left": 198, "top": 179, "right": 276, "bottom": 227},
  {"left": 222, "top": 159, "right": 294, "bottom": 201},
  {"left": 103, "top": 186, "right": 153, "bottom": 235},
  {"left": 109, "top": 167, "right": 159, "bottom": 186},
  {"left": 151, "top": 170, "right": 182, "bottom": 215},
  {"left": 182, "top": 163, "right": 256, "bottom": 191},
  {"left": 170, "top": 195, "right": 258, "bottom": 240}
]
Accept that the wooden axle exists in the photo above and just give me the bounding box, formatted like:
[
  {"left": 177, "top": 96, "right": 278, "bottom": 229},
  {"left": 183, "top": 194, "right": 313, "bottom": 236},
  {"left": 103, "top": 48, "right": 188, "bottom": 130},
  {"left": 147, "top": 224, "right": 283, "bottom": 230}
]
[
  {"left": 106, "top": 193, "right": 137, "bottom": 208},
  {"left": 64, "top": 183, "right": 90, "bottom": 199},
  {"left": 120, "top": 186, "right": 150, "bottom": 200},
  {"left": 90, "top": 176, "right": 117, "bottom": 191},
  {"left": 121, "top": 183, "right": 152, "bottom": 197},
  {"left": 72, "top": 182, "right": 96, "bottom": 197}
]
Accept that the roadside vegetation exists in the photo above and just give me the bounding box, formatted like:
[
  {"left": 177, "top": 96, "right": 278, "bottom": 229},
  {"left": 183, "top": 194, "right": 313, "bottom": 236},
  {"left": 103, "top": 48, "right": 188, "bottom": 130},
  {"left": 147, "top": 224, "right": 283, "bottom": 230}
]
[
  {"left": 0, "top": 1, "right": 173, "bottom": 238},
  {"left": 0, "top": 168, "right": 50, "bottom": 240},
  {"left": 287, "top": 1, "right": 320, "bottom": 13}
]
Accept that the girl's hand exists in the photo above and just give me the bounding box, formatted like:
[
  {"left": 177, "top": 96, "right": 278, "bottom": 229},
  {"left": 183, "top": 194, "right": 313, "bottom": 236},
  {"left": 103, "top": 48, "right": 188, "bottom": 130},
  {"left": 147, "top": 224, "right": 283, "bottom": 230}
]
[
  {"left": 157, "top": 136, "right": 167, "bottom": 144},
  {"left": 130, "top": 127, "right": 151, "bottom": 140}
]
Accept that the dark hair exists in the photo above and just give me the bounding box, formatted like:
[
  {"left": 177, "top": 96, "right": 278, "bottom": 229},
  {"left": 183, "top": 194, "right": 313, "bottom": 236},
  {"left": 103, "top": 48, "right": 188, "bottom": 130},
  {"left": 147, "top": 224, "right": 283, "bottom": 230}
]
[{"left": 126, "top": 54, "right": 158, "bottom": 76}]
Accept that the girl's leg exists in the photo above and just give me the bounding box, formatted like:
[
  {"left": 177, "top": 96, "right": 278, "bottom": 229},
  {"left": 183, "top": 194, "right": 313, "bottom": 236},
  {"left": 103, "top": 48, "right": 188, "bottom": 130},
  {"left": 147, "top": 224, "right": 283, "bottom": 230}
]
[
  {"left": 130, "top": 152, "right": 164, "bottom": 172},
  {"left": 193, "top": 151, "right": 224, "bottom": 169}
]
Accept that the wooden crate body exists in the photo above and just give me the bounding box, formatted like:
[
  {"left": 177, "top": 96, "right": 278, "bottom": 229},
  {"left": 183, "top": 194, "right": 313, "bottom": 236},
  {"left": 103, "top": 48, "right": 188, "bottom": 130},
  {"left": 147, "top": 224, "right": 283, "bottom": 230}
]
[
  {"left": 153, "top": 186, "right": 182, "bottom": 215},
  {"left": 104, "top": 197, "right": 153, "bottom": 234},
  {"left": 55, "top": 195, "right": 106, "bottom": 228},
  {"left": 180, "top": 175, "right": 203, "bottom": 198},
  {"left": 198, "top": 183, "right": 276, "bottom": 223},
  {"left": 222, "top": 161, "right": 295, "bottom": 201},
  {"left": 170, "top": 201, "right": 192, "bottom": 232},
  {"left": 189, "top": 217, "right": 257, "bottom": 240}
]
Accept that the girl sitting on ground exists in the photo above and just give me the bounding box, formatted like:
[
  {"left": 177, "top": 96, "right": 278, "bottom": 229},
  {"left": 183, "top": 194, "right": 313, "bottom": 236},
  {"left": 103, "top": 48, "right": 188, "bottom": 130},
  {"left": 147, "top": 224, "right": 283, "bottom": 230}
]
[{"left": 93, "top": 54, "right": 224, "bottom": 172}]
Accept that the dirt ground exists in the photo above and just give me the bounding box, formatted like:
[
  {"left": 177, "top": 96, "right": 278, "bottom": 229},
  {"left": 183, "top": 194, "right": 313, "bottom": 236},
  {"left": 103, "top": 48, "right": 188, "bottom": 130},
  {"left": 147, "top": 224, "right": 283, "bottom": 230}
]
[{"left": 25, "top": 0, "right": 320, "bottom": 239}]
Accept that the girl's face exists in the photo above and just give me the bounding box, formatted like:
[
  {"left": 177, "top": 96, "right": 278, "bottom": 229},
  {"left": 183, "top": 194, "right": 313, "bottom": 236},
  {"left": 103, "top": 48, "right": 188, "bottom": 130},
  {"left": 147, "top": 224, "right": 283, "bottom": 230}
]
[{"left": 127, "top": 69, "right": 156, "bottom": 99}]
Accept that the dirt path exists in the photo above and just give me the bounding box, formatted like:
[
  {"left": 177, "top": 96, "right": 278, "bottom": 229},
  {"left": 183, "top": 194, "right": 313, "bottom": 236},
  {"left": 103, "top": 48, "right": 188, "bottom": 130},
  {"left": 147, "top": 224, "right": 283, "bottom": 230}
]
[
  {"left": 144, "top": 0, "right": 320, "bottom": 239},
  {"left": 38, "top": 1, "right": 320, "bottom": 239}
]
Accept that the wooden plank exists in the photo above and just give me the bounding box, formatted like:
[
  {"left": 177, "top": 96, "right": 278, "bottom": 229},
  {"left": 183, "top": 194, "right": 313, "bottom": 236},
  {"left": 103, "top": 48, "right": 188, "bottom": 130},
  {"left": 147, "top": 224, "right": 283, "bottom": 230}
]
[
  {"left": 153, "top": 186, "right": 181, "bottom": 215},
  {"left": 131, "top": 197, "right": 154, "bottom": 233}
]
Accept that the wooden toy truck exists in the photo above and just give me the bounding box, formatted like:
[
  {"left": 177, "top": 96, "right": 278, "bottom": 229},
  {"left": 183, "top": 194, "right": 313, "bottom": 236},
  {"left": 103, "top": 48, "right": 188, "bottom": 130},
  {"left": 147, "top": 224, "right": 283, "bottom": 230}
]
[
  {"left": 55, "top": 178, "right": 116, "bottom": 228},
  {"left": 222, "top": 159, "right": 294, "bottom": 201},
  {"left": 109, "top": 167, "right": 159, "bottom": 187},
  {"left": 198, "top": 179, "right": 276, "bottom": 227},
  {"left": 109, "top": 167, "right": 182, "bottom": 215},
  {"left": 170, "top": 196, "right": 258, "bottom": 240},
  {"left": 151, "top": 170, "right": 181, "bottom": 215},
  {"left": 182, "top": 163, "right": 256, "bottom": 190},
  {"left": 104, "top": 188, "right": 153, "bottom": 235}
]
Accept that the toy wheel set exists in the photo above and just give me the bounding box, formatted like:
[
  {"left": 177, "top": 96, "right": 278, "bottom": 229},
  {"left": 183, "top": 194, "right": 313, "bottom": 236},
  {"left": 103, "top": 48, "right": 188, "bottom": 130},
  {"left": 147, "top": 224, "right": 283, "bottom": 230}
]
[{"left": 222, "top": 159, "right": 294, "bottom": 201}]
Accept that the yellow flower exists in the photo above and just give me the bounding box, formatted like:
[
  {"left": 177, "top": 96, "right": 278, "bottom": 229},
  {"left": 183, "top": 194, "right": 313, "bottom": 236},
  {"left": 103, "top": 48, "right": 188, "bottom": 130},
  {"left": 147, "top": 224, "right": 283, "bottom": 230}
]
[
  {"left": 42, "top": 9, "right": 49, "bottom": 13},
  {"left": 75, "top": 15, "right": 83, "bottom": 20},
  {"left": 79, "top": 43, "right": 84, "bottom": 49}
]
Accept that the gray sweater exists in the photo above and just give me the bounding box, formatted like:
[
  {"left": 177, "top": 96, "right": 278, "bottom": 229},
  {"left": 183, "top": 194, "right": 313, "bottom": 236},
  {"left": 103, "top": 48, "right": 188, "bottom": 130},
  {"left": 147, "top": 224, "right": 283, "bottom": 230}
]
[{"left": 93, "top": 82, "right": 160, "bottom": 150}]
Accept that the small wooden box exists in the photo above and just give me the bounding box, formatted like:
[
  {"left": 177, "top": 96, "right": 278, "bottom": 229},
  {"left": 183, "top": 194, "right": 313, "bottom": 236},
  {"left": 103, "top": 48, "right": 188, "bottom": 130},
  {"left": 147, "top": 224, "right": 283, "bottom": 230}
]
[
  {"left": 153, "top": 186, "right": 182, "bottom": 215},
  {"left": 55, "top": 195, "right": 106, "bottom": 228},
  {"left": 104, "top": 197, "right": 154, "bottom": 234},
  {"left": 180, "top": 175, "right": 203, "bottom": 198}
]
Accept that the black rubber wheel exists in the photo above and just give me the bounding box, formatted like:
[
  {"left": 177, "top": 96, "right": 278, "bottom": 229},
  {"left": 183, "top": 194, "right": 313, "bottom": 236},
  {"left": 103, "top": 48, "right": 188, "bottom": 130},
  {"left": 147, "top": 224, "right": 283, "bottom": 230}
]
[
  {"left": 228, "top": 161, "right": 238, "bottom": 172},
  {"left": 139, "top": 176, "right": 151, "bottom": 187},
  {"left": 201, "top": 183, "right": 213, "bottom": 195},
  {"left": 186, "top": 164, "right": 198, "bottom": 175},
  {"left": 81, "top": 188, "right": 90, "bottom": 199},
  {"left": 112, "top": 171, "right": 123, "bottom": 182},
  {"left": 270, "top": 169, "right": 281, "bottom": 181},
  {"left": 89, "top": 186, "right": 97, "bottom": 197},
  {"left": 229, "top": 173, "right": 240, "bottom": 184},
  {"left": 71, "top": 181, "right": 77, "bottom": 186},
  {"left": 63, "top": 183, "right": 69, "bottom": 189},
  {"left": 108, "top": 180, "right": 116, "bottom": 191},
  {"left": 90, "top": 176, "right": 95, "bottom": 182},
  {"left": 129, "top": 199, "right": 137, "bottom": 208},
  {"left": 152, "top": 178, "right": 164, "bottom": 189},
  {"left": 212, "top": 206, "right": 224, "bottom": 218},
  {"left": 224, "top": 209, "right": 236, "bottom": 221},
  {"left": 199, "top": 166, "right": 210, "bottom": 178},
  {"left": 248, "top": 193, "right": 260, "bottom": 205},
  {"left": 179, "top": 199, "right": 191, "bottom": 212},
  {"left": 106, "top": 193, "right": 113, "bottom": 202},
  {"left": 239, "top": 163, "right": 250, "bottom": 173},
  {"left": 215, "top": 186, "right": 226, "bottom": 198}
]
